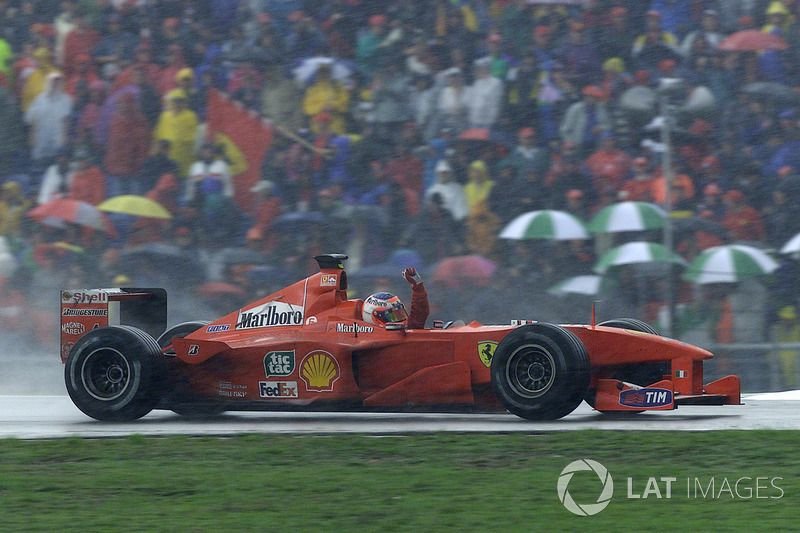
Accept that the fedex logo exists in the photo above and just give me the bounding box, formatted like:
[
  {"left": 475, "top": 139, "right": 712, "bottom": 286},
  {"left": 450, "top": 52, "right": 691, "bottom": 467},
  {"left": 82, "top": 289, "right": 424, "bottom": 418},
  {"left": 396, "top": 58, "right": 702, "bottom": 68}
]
[
  {"left": 259, "top": 381, "right": 299, "bottom": 398},
  {"left": 619, "top": 388, "right": 673, "bottom": 408}
]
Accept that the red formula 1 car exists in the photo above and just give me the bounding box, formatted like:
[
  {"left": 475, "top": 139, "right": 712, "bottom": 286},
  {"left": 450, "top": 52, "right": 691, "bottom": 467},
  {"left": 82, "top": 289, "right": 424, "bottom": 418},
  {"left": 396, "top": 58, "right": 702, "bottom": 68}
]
[{"left": 60, "top": 254, "right": 741, "bottom": 421}]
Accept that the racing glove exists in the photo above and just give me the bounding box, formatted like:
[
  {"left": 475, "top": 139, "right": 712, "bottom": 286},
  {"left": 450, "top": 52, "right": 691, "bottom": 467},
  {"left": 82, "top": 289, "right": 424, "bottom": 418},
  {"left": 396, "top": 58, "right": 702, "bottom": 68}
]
[{"left": 402, "top": 267, "right": 423, "bottom": 287}]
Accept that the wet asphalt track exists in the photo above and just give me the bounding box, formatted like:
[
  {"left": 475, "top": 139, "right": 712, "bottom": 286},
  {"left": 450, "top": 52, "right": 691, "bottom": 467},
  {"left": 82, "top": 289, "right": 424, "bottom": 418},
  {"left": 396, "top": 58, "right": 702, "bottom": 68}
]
[{"left": 0, "top": 393, "right": 797, "bottom": 439}]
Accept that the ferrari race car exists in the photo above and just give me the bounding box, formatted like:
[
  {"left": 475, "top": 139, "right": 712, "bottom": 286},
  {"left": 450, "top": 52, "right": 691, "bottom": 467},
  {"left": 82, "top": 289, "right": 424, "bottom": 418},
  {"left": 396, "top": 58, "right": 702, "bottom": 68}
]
[{"left": 60, "top": 254, "right": 741, "bottom": 421}]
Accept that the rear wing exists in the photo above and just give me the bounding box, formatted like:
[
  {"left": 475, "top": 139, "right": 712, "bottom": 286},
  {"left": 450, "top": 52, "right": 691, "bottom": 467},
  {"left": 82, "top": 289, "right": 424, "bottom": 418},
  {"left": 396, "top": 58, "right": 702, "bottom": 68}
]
[{"left": 60, "top": 288, "right": 167, "bottom": 363}]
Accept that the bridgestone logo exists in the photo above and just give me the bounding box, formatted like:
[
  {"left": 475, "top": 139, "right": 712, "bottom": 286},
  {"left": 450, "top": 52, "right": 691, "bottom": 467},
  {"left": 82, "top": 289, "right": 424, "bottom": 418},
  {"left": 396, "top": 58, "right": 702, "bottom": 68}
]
[
  {"left": 237, "top": 301, "right": 303, "bottom": 329},
  {"left": 63, "top": 308, "right": 108, "bottom": 316}
]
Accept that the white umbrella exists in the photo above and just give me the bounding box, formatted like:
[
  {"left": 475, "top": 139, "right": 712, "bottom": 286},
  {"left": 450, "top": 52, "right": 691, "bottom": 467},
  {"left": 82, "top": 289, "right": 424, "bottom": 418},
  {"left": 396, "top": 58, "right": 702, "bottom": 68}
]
[
  {"left": 588, "top": 201, "right": 667, "bottom": 233},
  {"left": 0, "top": 236, "right": 16, "bottom": 278},
  {"left": 548, "top": 275, "right": 604, "bottom": 296},
  {"left": 780, "top": 232, "right": 800, "bottom": 254},
  {"left": 593, "top": 241, "right": 687, "bottom": 274},
  {"left": 684, "top": 244, "right": 778, "bottom": 284},
  {"left": 292, "top": 57, "right": 352, "bottom": 85},
  {"left": 499, "top": 210, "right": 589, "bottom": 240}
]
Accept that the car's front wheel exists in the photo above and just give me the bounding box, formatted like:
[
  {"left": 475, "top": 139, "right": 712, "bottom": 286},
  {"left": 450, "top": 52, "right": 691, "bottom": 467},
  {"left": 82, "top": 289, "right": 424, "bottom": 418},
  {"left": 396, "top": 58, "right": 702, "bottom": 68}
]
[
  {"left": 585, "top": 318, "right": 668, "bottom": 411},
  {"left": 491, "top": 323, "right": 590, "bottom": 420}
]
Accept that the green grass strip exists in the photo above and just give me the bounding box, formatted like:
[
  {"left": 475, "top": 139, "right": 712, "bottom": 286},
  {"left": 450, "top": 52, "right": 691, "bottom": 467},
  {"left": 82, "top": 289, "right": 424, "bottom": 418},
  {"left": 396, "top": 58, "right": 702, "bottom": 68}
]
[{"left": 0, "top": 431, "right": 796, "bottom": 531}]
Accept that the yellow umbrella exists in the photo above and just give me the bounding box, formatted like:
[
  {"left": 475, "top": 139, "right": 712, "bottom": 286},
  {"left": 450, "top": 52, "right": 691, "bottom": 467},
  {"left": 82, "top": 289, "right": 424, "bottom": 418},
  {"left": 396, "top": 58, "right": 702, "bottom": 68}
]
[{"left": 97, "top": 195, "right": 172, "bottom": 219}]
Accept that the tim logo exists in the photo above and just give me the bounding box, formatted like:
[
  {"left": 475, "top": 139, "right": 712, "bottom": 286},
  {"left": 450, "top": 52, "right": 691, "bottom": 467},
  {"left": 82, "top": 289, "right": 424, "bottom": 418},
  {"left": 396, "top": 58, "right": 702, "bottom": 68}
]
[{"left": 619, "top": 388, "right": 673, "bottom": 408}]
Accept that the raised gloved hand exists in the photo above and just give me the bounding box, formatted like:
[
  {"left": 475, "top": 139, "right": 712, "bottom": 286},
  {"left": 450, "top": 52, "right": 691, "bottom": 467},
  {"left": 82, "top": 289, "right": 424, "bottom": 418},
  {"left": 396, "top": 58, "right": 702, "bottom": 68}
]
[{"left": 402, "top": 267, "right": 423, "bottom": 287}]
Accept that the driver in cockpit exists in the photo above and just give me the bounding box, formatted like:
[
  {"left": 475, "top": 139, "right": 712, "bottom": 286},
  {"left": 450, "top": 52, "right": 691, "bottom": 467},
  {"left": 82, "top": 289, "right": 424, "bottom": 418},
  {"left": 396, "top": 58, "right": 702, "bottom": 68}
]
[{"left": 361, "top": 267, "right": 429, "bottom": 329}]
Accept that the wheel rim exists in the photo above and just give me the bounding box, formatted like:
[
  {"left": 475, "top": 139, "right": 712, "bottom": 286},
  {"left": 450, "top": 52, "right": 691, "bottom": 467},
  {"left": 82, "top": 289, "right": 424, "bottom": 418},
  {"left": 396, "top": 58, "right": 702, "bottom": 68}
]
[
  {"left": 506, "top": 344, "right": 556, "bottom": 399},
  {"left": 80, "top": 348, "right": 132, "bottom": 401}
]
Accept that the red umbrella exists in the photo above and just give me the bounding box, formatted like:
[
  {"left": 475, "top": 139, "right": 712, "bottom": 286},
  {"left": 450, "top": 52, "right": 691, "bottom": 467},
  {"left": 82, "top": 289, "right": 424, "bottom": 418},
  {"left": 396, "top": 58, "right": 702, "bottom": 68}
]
[
  {"left": 458, "top": 128, "right": 491, "bottom": 142},
  {"left": 28, "top": 199, "right": 116, "bottom": 235},
  {"left": 431, "top": 255, "right": 497, "bottom": 288},
  {"left": 718, "top": 30, "right": 788, "bottom": 52}
]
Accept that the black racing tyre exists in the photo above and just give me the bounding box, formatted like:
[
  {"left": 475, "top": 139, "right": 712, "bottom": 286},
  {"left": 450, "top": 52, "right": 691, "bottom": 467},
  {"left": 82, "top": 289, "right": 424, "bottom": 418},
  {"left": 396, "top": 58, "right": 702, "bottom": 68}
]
[
  {"left": 157, "top": 320, "right": 210, "bottom": 352},
  {"left": 598, "top": 318, "right": 658, "bottom": 336},
  {"left": 491, "top": 323, "right": 590, "bottom": 420},
  {"left": 65, "top": 325, "right": 164, "bottom": 421},
  {"left": 585, "top": 318, "right": 668, "bottom": 410}
]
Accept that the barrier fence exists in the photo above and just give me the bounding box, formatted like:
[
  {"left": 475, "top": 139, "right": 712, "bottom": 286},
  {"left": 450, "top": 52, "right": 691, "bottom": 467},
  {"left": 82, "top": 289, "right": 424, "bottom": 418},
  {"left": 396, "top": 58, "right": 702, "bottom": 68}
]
[{"left": 703, "top": 343, "right": 800, "bottom": 393}]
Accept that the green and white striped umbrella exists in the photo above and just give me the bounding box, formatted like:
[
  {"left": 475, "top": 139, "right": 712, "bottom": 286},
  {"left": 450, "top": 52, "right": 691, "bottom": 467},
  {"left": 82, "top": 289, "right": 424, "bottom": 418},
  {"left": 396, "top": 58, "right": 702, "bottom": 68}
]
[
  {"left": 499, "top": 210, "right": 589, "bottom": 240},
  {"left": 594, "top": 241, "right": 687, "bottom": 274},
  {"left": 780, "top": 232, "right": 800, "bottom": 254},
  {"left": 588, "top": 201, "right": 666, "bottom": 233},
  {"left": 548, "top": 275, "right": 604, "bottom": 296},
  {"left": 683, "top": 244, "right": 778, "bottom": 284}
]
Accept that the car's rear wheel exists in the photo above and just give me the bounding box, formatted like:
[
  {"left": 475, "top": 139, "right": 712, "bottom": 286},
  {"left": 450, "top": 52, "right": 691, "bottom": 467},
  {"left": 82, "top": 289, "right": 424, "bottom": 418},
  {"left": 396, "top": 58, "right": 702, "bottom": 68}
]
[
  {"left": 491, "top": 323, "right": 589, "bottom": 420},
  {"left": 585, "top": 318, "right": 668, "bottom": 410},
  {"left": 65, "top": 326, "right": 163, "bottom": 421},
  {"left": 157, "top": 321, "right": 210, "bottom": 352}
]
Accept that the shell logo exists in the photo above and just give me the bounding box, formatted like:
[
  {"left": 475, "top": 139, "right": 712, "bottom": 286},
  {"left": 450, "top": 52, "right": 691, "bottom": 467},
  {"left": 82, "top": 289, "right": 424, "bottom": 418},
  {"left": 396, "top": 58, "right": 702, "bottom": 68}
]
[{"left": 300, "top": 351, "right": 341, "bottom": 392}]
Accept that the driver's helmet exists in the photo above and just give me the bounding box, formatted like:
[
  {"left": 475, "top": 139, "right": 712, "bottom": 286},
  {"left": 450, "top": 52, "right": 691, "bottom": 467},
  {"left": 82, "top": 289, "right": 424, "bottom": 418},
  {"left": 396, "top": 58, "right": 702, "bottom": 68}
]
[{"left": 362, "top": 292, "right": 408, "bottom": 326}]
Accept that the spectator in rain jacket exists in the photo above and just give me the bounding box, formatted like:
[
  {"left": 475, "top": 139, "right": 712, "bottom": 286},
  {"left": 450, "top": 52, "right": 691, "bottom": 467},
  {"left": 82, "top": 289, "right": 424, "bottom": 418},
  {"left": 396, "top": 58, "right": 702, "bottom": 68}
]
[
  {"left": 25, "top": 72, "right": 73, "bottom": 163},
  {"left": 104, "top": 93, "right": 150, "bottom": 195},
  {"left": 465, "top": 57, "right": 503, "bottom": 129},
  {"left": 302, "top": 62, "right": 350, "bottom": 135},
  {"left": 559, "top": 85, "right": 610, "bottom": 155},
  {"left": 722, "top": 189, "right": 765, "bottom": 242},
  {"left": 464, "top": 160, "right": 500, "bottom": 256},
  {"left": 21, "top": 47, "right": 57, "bottom": 112},
  {"left": 425, "top": 159, "right": 468, "bottom": 222},
  {"left": 69, "top": 152, "right": 106, "bottom": 206},
  {"left": 154, "top": 89, "right": 199, "bottom": 177}
]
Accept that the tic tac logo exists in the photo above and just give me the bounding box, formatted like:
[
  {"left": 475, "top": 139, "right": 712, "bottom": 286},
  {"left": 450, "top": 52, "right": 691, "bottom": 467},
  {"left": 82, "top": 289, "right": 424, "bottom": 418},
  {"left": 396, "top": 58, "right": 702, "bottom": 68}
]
[
  {"left": 477, "top": 341, "right": 498, "bottom": 368},
  {"left": 259, "top": 381, "right": 299, "bottom": 398},
  {"left": 264, "top": 351, "right": 295, "bottom": 377},
  {"left": 557, "top": 459, "right": 614, "bottom": 516},
  {"left": 236, "top": 301, "right": 304, "bottom": 329},
  {"left": 300, "top": 351, "right": 341, "bottom": 392},
  {"left": 619, "top": 388, "right": 673, "bottom": 408}
]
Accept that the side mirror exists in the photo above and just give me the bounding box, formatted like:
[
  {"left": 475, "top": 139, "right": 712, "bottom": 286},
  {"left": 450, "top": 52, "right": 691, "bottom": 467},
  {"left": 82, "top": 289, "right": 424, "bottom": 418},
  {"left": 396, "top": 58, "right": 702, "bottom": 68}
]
[{"left": 385, "top": 322, "right": 406, "bottom": 331}]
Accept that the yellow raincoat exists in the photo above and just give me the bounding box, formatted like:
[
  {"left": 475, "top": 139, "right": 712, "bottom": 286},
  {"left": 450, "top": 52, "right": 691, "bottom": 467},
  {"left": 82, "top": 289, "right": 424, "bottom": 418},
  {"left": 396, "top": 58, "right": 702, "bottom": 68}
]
[
  {"left": 21, "top": 48, "right": 57, "bottom": 111},
  {"left": 154, "top": 106, "right": 199, "bottom": 177},
  {"left": 464, "top": 160, "right": 499, "bottom": 256},
  {"left": 302, "top": 80, "right": 349, "bottom": 134}
]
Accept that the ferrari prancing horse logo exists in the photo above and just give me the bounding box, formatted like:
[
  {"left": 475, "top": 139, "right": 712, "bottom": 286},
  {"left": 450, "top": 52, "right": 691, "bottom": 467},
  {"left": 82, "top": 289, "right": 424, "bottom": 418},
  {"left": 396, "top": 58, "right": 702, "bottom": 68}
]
[{"left": 478, "top": 341, "right": 498, "bottom": 368}]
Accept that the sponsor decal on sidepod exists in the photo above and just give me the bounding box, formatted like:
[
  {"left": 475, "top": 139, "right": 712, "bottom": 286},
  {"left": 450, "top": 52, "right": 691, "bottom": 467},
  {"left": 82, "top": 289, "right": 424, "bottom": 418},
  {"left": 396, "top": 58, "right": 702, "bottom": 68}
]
[
  {"left": 264, "top": 351, "right": 295, "bottom": 377},
  {"left": 236, "top": 301, "right": 304, "bottom": 329},
  {"left": 300, "top": 351, "right": 340, "bottom": 392},
  {"left": 259, "top": 381, "right": 299, "bottom": 398}
]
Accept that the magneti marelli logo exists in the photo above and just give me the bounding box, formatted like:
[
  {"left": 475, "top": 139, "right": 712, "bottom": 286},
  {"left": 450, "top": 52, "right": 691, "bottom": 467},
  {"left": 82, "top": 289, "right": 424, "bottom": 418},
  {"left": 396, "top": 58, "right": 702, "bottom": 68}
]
[{"left": 557, "top": 459, "right": 614, "bottom": 516}]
